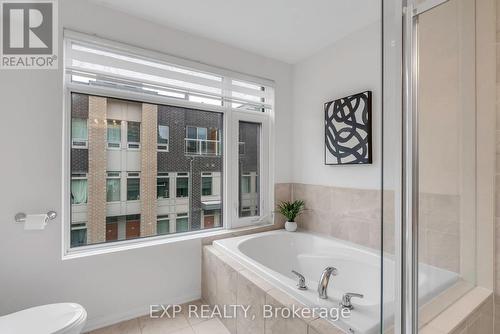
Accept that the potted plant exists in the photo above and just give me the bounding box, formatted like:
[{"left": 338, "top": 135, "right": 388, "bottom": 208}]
[{"left": 277, "top": 200, "right": 305, "bottom": 232}]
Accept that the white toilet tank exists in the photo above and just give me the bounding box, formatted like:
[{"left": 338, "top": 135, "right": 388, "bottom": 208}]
[{"left": 0, "top": 303, "right": 87, "bottom": 334}]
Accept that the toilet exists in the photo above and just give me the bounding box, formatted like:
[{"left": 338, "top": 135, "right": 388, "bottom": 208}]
[{"left": 0, "top": 303, "right": 87, "bottom": 334}]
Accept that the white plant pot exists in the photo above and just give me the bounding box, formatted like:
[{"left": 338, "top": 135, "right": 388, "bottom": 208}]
[{"left": 285, "top": 221, "right": 297, "bottom": 232}]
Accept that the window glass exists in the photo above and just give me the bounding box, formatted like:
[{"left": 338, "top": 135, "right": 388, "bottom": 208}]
[
  {"left": 107, "top": 120, "right": 121, "bottom": 143},
  {"left": 127, "top": 121, "right": 141, "bottom": 143},
  {"left": 176, "top": 176, "right": 189, "bottom": 197},
  {"left": 106, "top": 177, "right": 121, "bottom": 202},
  {"left": 70, "top": 93, "right": 225, "bottom": 247},
  {"left": 238, "top": 122, "right": 260, "bottom": 217},
  {"left": 158, "top": 125, "right": 169, "bottom": 144},
  {"left": 157, "top": 216, "right": 169, "bottom": 235},
  {"left": 127, "top": 178, "right": 140, "bottom": 200},
  {"left": 71, "top": 118, "right": 88, "bottom": 140},
  {"left": 176, "top": 214, "right": 189, "bottom": 232},
  {"left": 157, "top": 177, "right": 169, "bottom": 199},
  {"left": 202, "top": 176, "right": 213, "bottom": 196},
  {"left": 241, "top": 175, "right": 251, "bottom": 194},
  {"left": 70, "top": 224, "right": 87, "bottom": 247},
  {"left": 186, "top": 126, "right": 197, "bottom": 139},
  {"left": 198, "top": 127, "right": 207, "bottom": 140},
  {"left": 71, "top": 179, "right": 88, "bottom": 204}
]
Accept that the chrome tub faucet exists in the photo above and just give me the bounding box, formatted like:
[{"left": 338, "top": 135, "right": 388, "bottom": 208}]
[{"left": 317, "top": 266, "right": 338, "bottom": 299}]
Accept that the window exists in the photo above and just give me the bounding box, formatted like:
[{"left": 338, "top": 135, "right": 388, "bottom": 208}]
[
  {"left": 127, "top": 121, "right": 141, "bottom": 149},
  {"left": 202, "top": 174, "right": 213, "bottom": 196},
  {"left": 238, "top": 122, "right": 260, "bottom": 218},
  {"left": 71, "top": 118, "right": 88, "bottom": 148},
  {"left": 176, "top": 174, "right": 189, "bottom": 198},
  {"left": 127, "top": 172, "right": 140, "bottom": 201},
  {"left": 157, "top": 215, "right": 169, "bottom": 235},
  {"left": 157, "top": 173, "right": 170, "bottom": 199},
  {"left": 185, "top": 126, "right": 220, "bottom": 156},
  {"left": 157, "top": 125, "right": 169, "bottom": 151},
  {"left": 203, "top": 209, "right": 220, "bottom": 229},
  {"left": 70, "top": 223, "right": 87, "bottom": 247},
  {"left": 240, "top": 174, "right": 251, "bottom": 194},
  {"left": 105, "top": 215, "right": 141, "bottom": 241},
  {"left": 71, "top": 174, "right": 87, "bottom": 204},
  {"left": 106, "top": 172, "right": 121, "bottom": 202},
  {"left": 107, "top": 120, "right": 121, "bottom": 148},
  {"left": 176, "top": 213, "right": 189, "bottom": 233},
  {"left": 66, "top": 33, "right": 273, "bottom": 250}
]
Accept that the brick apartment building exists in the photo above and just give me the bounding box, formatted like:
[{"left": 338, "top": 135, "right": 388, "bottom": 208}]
[{"left": 69, "top": 93, "right": 258, "bottom": 247}]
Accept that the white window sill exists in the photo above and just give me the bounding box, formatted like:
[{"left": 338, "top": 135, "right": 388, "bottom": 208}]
[{"left": 62, "top": 222, "right": 274, "bottom": 260}]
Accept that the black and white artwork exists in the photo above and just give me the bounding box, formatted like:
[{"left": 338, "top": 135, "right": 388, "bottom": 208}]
[{"left": 324, "top": 91, "right": 372, "bottom": 165}]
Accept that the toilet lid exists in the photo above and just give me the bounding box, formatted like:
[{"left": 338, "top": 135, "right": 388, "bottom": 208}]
[{"left": 0, "top": 303, "right": 87, "bottom": 334}]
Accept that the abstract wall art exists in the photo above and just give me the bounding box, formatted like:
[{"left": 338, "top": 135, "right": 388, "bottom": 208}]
[{"left": 324, "top": 91, "right": 372, "bottom": 165}]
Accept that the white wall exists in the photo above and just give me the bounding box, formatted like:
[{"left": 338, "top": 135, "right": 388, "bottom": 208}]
[
  {"left": 0, "top": 0, "right": 292, "bottom": 330},
  {"left": 291, "top": 21, "right": 382, "bottom": 189}
]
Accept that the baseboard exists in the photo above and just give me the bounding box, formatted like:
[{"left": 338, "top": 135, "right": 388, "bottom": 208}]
[{"left": 82, "top": 290, "right": 201, "bottom": 332}]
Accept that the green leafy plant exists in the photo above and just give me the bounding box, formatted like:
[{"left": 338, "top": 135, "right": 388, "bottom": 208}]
[{"left": 277, "top": 200, "right": 306, "bottom": 222}]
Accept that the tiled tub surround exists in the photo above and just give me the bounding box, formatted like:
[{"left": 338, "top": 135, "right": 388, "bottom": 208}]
[
  {"left": 201, "top": 245, "right": 345, "bottom": 334},
  {"left": 292, "top": 183, "right": 461, "bottom": 273},
  {"left": 202, "top": 231, "right": 459, "bottom": 334}
]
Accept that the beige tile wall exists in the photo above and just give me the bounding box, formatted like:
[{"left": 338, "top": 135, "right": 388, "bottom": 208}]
[
  {"left": 201, "top": 245, "right": 345, "bottom": 334},
  {"left": 289, "top": 183, "right": 460, "bottom": 272},
  {"left": 420, "top": 288, "right": 493, "bottom": 334}
]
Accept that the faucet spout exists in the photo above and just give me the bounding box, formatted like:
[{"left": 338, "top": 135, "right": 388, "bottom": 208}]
[{"left": 317, "top": 266, "right": 338, "bottom": 299}]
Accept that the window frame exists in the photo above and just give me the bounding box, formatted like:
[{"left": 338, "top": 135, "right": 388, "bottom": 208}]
[
  {"left": 126, "top": 121, "right": 141, "bottom": 150},
  {"left": 63, "top": 31, "right": 275, "bottom": 256},
  {"left": 175, "top": 173, "right": 189, "bottom": 198},
  {"left": 70, "top": 173, "right": 88, "bottom": 205},
  {"left": 71, "top": 118, "right": 89, "bottom": 149},
  {"left": 157, "top": 124, "right": 169, "bottom": 152},
  {"left": 106, "top": 171, "right": 122, "bottom": 203},
  {"left": 126, "top": 172, "right": 141, "bottom": 201},
  {"left": 106, "top": 119, "right": 122, "bottom": 149}
]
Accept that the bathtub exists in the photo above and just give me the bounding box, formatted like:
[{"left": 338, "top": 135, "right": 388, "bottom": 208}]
[{"left": 213, "top": 230, "right": 458, "bottom": 334}]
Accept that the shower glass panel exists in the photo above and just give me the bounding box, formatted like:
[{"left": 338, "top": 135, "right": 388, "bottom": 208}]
[{"left": 416, "top": 0, "right": 476, "bottom": 328}]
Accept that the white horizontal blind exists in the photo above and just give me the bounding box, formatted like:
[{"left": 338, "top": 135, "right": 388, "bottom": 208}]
[{"left": 64, "top": 32, "right": 274, "bottom": 113}]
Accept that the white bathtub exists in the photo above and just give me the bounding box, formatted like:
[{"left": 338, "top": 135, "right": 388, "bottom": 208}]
[{"left": 213, "top": 230, "right": 458, "bottom": 334}]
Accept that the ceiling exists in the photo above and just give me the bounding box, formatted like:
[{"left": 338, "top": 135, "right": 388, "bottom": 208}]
[{"left": 86, "top": 0, "right": 380, "bottom": 64}]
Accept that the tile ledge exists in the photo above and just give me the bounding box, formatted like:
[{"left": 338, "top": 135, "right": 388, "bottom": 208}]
[{"left": 421, "top": 287, "right": 493, "bottom": 334}]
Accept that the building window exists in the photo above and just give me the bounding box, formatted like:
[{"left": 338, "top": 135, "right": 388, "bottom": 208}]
[
  {"left": 176, "top": 213, "right": 189, "bottom": 233},
  {"left": 240, "top": 174, "right": 251, "bottom": 194},
  {"left": 176, "top": 173, "right": 189, "bottom": 198},
  {"left": 157, "top": 173, "right": 170, "bottom": 199},
  {"left": 70, "top": 223, "right": 87, "bottom": 247},
  {"left": 202, "top": 173, "right": 213, "bottom": 196},
  {"left": 71, "top": 118, "right": 88, "bottom": 148},
  {"left": 239, "top": 122, "right": 260, "bottom": 218},
  {"left": 106, "top": 215, "right": 141, "bottom": 241},
  {"left": 107, "top": 119, "right": 121, "bottom": 148},
  {"left": 203, "top": 209, "right": 220, "bottom": 229},
  {"left": 157, "top": 215, "right": 169, "bottom": 235},
  {"left": 185, "top": 126, "right": 220, "bottom": 156},
  {"left": 157, "top": 125, "right": 169, "bottom": 151},
  {"left": 71, "top": 173, "right": 87, "bottom": 204},
  {"left": 106, "top": 172, "right": 121, "bottom": 202},
  {"left": 127, "top": 172, "right": 140, "bottom": 201},
  {"left": 127, "top": 121, "right": 141, "bottom": 149}
]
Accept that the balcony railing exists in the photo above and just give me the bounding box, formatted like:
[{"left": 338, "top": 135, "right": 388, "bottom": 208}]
[{"left": 185, "top": 138, "right": 221, "bottom": 156}]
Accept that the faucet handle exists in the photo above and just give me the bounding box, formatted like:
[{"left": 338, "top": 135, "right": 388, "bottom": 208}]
[
  {"left": 340, "top": 292, "right": 364, "bottom": 310},
  {"left": 291, "top": 270, "right": 307, "bottom": 290}
]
